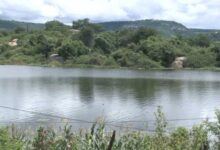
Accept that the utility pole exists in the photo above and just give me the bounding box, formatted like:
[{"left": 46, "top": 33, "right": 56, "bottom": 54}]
[{"left": 26, "top": 23, "right": 29, "bottom": 32}]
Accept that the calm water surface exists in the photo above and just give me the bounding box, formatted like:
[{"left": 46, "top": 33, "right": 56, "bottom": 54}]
[{"left": 0, "top": 65, "right": 220, "bottom": 130}]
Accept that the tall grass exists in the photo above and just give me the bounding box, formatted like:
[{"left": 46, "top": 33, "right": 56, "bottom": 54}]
[{"left": 0, "top": 108, "right": 220, "bottom": 150}]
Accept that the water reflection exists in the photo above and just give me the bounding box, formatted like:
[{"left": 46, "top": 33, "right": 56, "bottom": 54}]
[
  {"left": 78, "top": 78, "right": 95, "bottom": 103},
  {"left": 0, "top": 66, "right": 220, "bottom": 129}
]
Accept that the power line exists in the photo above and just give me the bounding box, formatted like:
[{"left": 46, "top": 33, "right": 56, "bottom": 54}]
[
  {"left": 0, "top": 105, "right": 215, "bottom": 134},
  {"left": 107, "top": 117, "right": 215, "bottom": 123},
  {"left": 0, "top": 105, "right": 216, "bottom": 128},
  {"left": 0, "top": 105, "right": 95, "bottom": 124}
]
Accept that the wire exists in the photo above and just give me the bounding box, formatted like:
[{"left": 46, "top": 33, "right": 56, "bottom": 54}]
[
  {"left": 107, "top": 117, "right": 214, "bottom": 123},
  {"left": 0, "top": 105, "right": 95, "bottom": 124},
  {"left": 0, "top": 104, "right": 216, "bottom": 133},
  {"left": 106, "top": 124, "right": 156, "bottom": 133}
]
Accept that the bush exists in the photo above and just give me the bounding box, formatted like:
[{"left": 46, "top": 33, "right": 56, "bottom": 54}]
[
  {"left": 112, "top": 48, "right": 162, "bottom": 69},
  {"left": 58, "top": 40, "right": 89, "bottom": 60},
  {"left": 79, "top": 26, "right": 95, "bottom": 47},
  {"left": 208, "top": 110, "right": 220, "bottom": 149},
  {"left": 0, "top": 30, "right": 9, "bottom": 36},
  {"left": 14, "top": 27, "right": 26, "bottom": 34},
  {"left": 73, "top": 54, "right": 107, "bottom": 66},
  {"left": 1, "top": 108, "right": 220, "bottom": 149},
  {"left": 138, "top": 37, "right": 176, "bottom": 67},
  {"left": 94, "top": 32, "right": 117, "bottom": 54},
  {"left": 185, "top": 48, "right": 216, "bottom": 68},
  {"left": 32, "top": 127, "right": 56, "bottom": 150},
  {"left": 45, "top": 20, "right": 66, "bottom": 31},
  {"left": 132, "top": 28, "right": 158, "bottom": 43},
  {"left": 191, "top": 125, "right": 209, "bottom": 150},
  {"left": 0, "top": 44, "right": 9, "bottom": 54},
  {"left": 0, "top": 128, "right": 24, "bottom": 150},
  {"left": 188, "top": 34, "right": 211, "bottom": 47},
  {"left": 169, "top": 127, "right": 190, "bottom": 150}
]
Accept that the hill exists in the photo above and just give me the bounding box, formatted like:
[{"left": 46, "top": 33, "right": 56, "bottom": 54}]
[
  {"left": 98, "top": 19, "right": 220, "bottom": 39},
  {"left": 0, "top": 19, "right": 45, "bottom": 31},
  {"left": 0, "top": 19, "right": 220, "bottom": 40},
  {"left": 98, "top": 19, "right": 188, "bottom": 37}
]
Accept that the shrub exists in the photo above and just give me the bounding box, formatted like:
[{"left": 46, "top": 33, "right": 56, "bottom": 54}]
[
  {"left": 188, "top": 34, "right": 211, "bottom": 47},
  {"left": 58, "top": 40, "right": 89, "bottom": 60},
  {"left": 185, "top": 48, "right": 216, "bottom": 68},
  {"left": 94, "top": 32, "right": 117, "bottom": 54},
  {"left": 73, "top": 54, "right": 107, "bottom": 66},
  {"left": 138, "top": 37, "right": 176, "bottom": 67},
  {"left": 112, "top": 48, "right": 162, "bottom": 69},
  {"left": 14, "top": 27, "right": 26, "bottom": 34},
  {"left": 169, "top": 127, "right": 190, "bottom": 150},
  {"left": 32, "top": 127, "right": 55, "bottom": 150},
  {"left": 0, "top": 128, "right": 24, "bottom": 150},
  {"left": 191, "top": 124, "right": 209, "bottom": 150}
]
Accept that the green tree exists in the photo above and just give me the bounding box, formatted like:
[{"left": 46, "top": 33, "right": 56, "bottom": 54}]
[
  {"left": 132, "top": 28, "right": 158, "bottom": 43},
  {"left": 117, "top": 29, "right": 135, "bottom": 47},
  {"left": 14, "top": 27, "right": 26, "bottom": 34},
  {"left": 45, "top": 20, "right": 66, "bottom": 31},
  {"left": 72, "top": 18, "right": 90, "bottom": 29},
  {"left": 58, "top": 40, "right": 89, "bottom": 60},
  {"left": 72, "top": 18, "right": 103, "bottom": 32},
  {"left": 188, "top": 34, "right": 210, "bottom": 47},
  {"left": 138, "top": 37, "right": 176, "bottom": 67},
  {"left": 211, "top": 44, "right": 220, "bottom": 67},
  {"left": 79, "top": 26, "right": 95, "bottom": 47},
  {"left": 35, "top": 35, "right": 53, "bottom": 58},
  {"left": 94, "top": 32, "right": 117, "bottom": 54},
  {"left": 186, "top": 48, "right": 216, "bottom": 68},
  {"left": 112, "top": 48, "right": 161, "bottom": 69}
]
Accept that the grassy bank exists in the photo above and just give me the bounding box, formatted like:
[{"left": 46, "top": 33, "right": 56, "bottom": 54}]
[{"left": 1, "top": 108, "right": 220, "bottom": 150}]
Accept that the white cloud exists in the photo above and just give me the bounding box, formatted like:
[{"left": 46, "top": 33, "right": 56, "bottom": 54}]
[{"left": 0, "top": 0, "right": 220, "bottom": 29}]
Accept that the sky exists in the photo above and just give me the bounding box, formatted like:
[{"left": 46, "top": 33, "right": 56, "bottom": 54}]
[{"left": 0, "top": 0, "right": 220, "bottom": 29}]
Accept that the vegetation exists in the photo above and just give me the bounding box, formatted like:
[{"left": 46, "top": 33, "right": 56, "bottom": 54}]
[
  {"left": 0, "top": 20, "right": 44, "bottom": 31},
  {"left": 1, "top": 107, "right": 220, "bottom": 149},
  {"left": 0, "top": 19, "right": 220, "bottom": 69}
]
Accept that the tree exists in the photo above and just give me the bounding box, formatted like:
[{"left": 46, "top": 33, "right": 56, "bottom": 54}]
[
  {"left": 186, "top": 48, "right": 216, "bottom": 68},
  {"left": 72, "top": 18, "right": 90, "bottom": 29},
  {"left": 188, "top": 34, "right": 210, "bottom": 47},
  {"left": 72, "top": 18, "right": 103, "bottom": 32},
  {"left": 45, "top": 20, "right": 66, "bottom": 31},
  {"left": 211, "top": 44, "right": 220, "bottom": 66},
  {"left": 138, "top": 37, "right": 175, "bottom": 67},
  {"left": 117, "top": 29, "right": 135, "bottom": 47},
  {"left": 132, "top": 28, "right": 158, "bottom": 43},
  {"left": 94, "top": 32, "right": 117, "bottom": 54},
  {"left": 14, "top": 27, "right": 26, "bottom": 33},
  {"left": 79, "top": 26, "right": 95, "bottom": 47},
  {"left": 35, "top": 35, "right": 53, "bottom": 58},
  {"left": 72, "top": 19, "right": 104, "bottom": 47},
  {"left": 112, "top": 48, "right": 161, "bottom": 69},
  {"left": 58, "top": 40, "right": 89, "bottom": 60}
]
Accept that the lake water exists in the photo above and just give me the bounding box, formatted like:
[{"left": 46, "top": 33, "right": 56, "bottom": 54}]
[{"left": 0, "top": 65, "right": 220, "bottom": 131}]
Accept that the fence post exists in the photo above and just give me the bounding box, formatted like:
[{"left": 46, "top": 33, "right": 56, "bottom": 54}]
[
  {"left": 107, "top": 130, "right": 116, "bottom": 150},
  {"left": 11, "top": 123, "right": 15, "bottom": 139}
]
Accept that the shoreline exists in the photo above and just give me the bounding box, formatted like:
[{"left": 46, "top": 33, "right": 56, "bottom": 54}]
[{"left": 1, "top": 63, "right": 220, "bottom": 72}]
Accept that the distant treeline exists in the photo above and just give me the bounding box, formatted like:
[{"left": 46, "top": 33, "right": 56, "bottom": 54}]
[{"left": 0, "top": 19, "right": 220, "bottom": 69}]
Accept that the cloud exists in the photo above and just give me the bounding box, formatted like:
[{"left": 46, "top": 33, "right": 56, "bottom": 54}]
[{"left": 0, "top": 0, "right": 220, "bottom": 29}]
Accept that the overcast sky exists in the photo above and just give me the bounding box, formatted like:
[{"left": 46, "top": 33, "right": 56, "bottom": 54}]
[{"left": 0, "top": 0, "right": 220, "bottom": 29}]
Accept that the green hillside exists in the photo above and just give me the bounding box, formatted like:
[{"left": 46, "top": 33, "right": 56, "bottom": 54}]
[
  {"left": 98, "top": 19, "right": 220, "bottom": 40},
  {"left": 99, "top": 19, "right": 189, "bottom": 37},
  {"left": 0, "top": 19, "right": 220, "bottom": 40},
  {"left": 0, "top": 19, "right": 45, "bottom": 31},
  {"left": 190, "top": 28, "right": 220, "bottom": 40}
]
